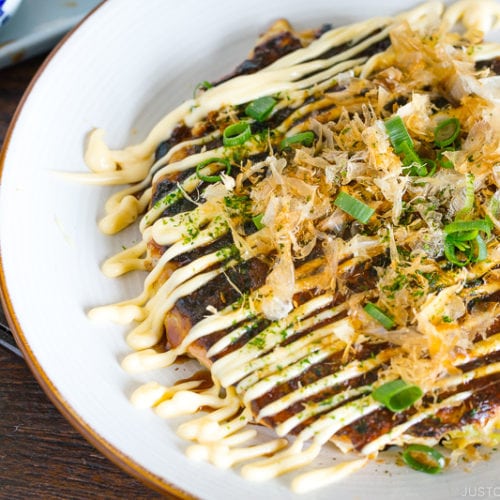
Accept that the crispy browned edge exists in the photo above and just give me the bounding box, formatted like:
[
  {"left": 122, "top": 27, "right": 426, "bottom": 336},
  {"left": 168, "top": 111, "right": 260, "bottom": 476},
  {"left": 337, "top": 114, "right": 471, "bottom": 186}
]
[{"left": 0, "top": 2, "right": 195, "bottom": 498}]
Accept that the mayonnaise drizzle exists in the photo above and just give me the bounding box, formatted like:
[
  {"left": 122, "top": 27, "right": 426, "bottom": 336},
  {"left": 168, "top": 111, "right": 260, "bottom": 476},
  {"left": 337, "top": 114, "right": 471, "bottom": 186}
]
[
  {"left": 291, "top": 457, "right": 369, "bottom": 494},
  {"left": 81, "top": 14, "right": 398, "bottom": 189},
  {"left": 442, "top": 0, "right": 500, "bottom": 34}
]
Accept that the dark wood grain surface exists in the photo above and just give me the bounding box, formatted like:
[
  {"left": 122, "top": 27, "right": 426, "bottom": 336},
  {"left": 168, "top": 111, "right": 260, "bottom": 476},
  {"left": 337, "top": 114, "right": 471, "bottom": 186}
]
[{"left": 0, "top": 55, "right": 170, "bottom": 500}]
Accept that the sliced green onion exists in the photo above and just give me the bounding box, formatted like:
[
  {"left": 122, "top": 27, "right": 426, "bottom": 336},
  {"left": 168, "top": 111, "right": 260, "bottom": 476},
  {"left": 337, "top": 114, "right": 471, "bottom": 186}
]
[
  {"left": 223, "top": 122, "right": 252, "bottom": 147},
  {"left": 450, "top": 238, "right": 470, "bottom": 251},
  {"left": 444, "top": 236, "right": 471, "bottom": 267},
  {"left": 363, "top": 302, "right": 395, "bottom": 329},
  {"left": 409, "top": 163, "right": 429, "bottom": 177},
  {"left": 437, "top": 149, "right": 454, "bottom": 169},
  {"left": 195, "top": 157, "right": 231, "bottom": 183},
  {"left": 245, "top": 96, "right": 277, "bottom": 122},
  {"left": 384, "top": 116, "right": 436, "bottom": 176},
  {"left": 449, "top": 229, "right": 478, "bottom": 242},
  {"left": 473, "top": 234, "right": 488, "bottom": 262},
  {"left": 434, "top": 118, "right": 460, "bottom": 148},
  {"left": 385, "top": 115, "right": 413, "bottom": 154},
  {"left": 252, "top": 214, "right": 265, "bottom": 230},
  {"left": 400, "top": 142, "right": 421, "bottom": 167},
  {"left": 333, "top": 191, "right": 375, "bottom": 224},
  {"left": 444, "top": 219, "right": 492, "bottom": 238},
  {"left": 455, "top": 173, "right": 475, "bottom": 221},
  {"left": 443, "top": 220, "right": 489, "bottom": 266},
  {"left": 402, "top": 444, "right": 445, "bottom": 474},
  {"left": 489, "top": 192, "right": 500, "bottom": 218},
  {"left": 398, "top": 138, "right": 430, "bottom": 176},
  {"left": 279, "top": 131, "right": 316, "bottom": 150},
  {"left": 193, "top": 80, "right": 213, "bottom": 97},
  {"left": 372, "top": 379, "right": 423, "bottom": 412},
  {"left": 422, "top": 158, "right": 437, "bottom": 176}
]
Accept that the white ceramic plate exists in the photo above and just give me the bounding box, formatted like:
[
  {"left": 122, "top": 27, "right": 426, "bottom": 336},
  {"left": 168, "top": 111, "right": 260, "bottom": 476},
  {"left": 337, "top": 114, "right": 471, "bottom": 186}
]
[{"left": 0, "top": 0, "right": 498, "bottom": 498}]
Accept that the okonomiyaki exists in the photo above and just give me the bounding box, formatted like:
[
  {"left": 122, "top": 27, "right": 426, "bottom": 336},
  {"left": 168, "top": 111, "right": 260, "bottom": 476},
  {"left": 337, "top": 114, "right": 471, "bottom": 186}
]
[{"left": 83, "top": 0, "right": 500, "bottom": 493}]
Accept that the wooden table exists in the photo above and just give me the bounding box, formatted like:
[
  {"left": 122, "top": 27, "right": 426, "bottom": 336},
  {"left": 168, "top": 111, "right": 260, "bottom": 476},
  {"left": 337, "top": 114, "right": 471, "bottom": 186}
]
[{"left": 0, "top": 55, "right": 169, "bottom": 500}]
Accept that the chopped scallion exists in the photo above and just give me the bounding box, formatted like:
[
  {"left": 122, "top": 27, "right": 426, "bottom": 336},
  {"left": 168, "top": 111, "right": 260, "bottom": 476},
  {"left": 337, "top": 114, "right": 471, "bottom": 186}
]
[
  {"left": 385, "top": 115, "right": 413, "bottom": 154},
  {"left": 372, "top": 379, "right": 423, "bottom": 412},
  {"left": 279, "top": 131, "right": 315, "bottom": 150},
  {"left": 195, "top": 157, "right": 231, "bottom": 183},
  {"left": 402, "top": 444, "right": 445, "bottom": 474},
  {"left": 385, "top": 117, "right": 432, "bottom": 175},
  {"left": 422, "top": 158, "right": 437, "bottom": 176},
  {"left": 245, "top": 96, "right": 277, "bottom": 122},
  {"left": 489, "top": 192, "right": 500, "bottom": 218},
  {"left": 252, "top": 214, "right": 265, "bottom": 230},
  {"left": 333, "top": 191, "right": 374, "bottom": 224},
  {"left": 223, "top": 122, "right": 252, "bottom": 147},
  {"left": 437, "top": 148, "right": 454, "bottom": 169},
  {"left": 443, "top": 218, "right": 492, "bottom": 266},
  {"left": 434, "top": 118, "right": 460, "bottom": 148},
  {"left": 444, "top": 219, "right": 492, "bottom": 238},
  {"left": 444, "top": 236, "right": 472, "bottom": 267},
  {"left": 473, "top": 234, "right": 488, "bottom": 262},
  {"left": 449, "top": 229, "right": 478, "bottom": 242},
  {"left": 400, "top": 142, "right": 422, "bottom": 168},
  {"left": 193, "top": 80, "right": 213, "bottom": 98},
  {"left": 363, "top": 302, "right": 395, "bottom": 329},
  {"left": 455, "top": 173, "right": 475, "bottom": 220}
]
